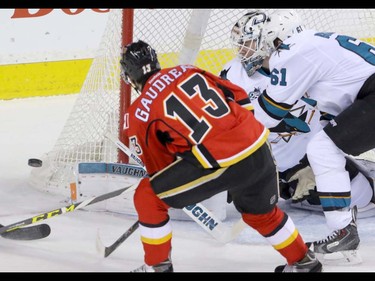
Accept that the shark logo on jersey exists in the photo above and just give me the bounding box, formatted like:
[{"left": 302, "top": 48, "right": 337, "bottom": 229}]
[
  {"left": 248, "top": 87, "right": 262, "bottom": 101},
  {"left": 269, "top": 102, "right": 315, "bottom": 144}
]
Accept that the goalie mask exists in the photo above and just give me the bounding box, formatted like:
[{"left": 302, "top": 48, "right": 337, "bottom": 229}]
[
  {"left": 120, "top": 40, "right": 161, "bottom": 92},
  {"left": 230, "top": 10, "right": 269, "bottom": 77},
  {"left": 261, "top": 9, "right": 305, "bottom": 54}
]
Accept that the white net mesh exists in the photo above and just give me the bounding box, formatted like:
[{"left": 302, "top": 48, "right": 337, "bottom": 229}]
[
  {"left": 29, "top": 9, "right": 123, "bottom": 196},
  {"left": 29, "top": 9, "right": 375, "bottom": 201}
]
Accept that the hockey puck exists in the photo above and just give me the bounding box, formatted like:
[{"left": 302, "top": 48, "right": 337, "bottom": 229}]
[{"left": 28, "top": 158, "right": 43, "bottom": 168}]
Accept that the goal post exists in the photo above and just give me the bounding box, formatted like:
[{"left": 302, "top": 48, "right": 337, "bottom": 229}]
[
  {"left": 119, "top": 9, "right": 133, "bottom": 164},
  {"left": 29, "top": 9, "right": 375, "bottom": 214}
]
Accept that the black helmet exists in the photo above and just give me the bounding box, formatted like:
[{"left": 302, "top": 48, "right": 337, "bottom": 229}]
[{"left": 120, "top": 40, "right": 161, "bottom": 91}]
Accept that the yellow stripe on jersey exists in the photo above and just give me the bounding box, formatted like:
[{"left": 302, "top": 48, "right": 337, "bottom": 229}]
[
  {"left": 139, "top": 221, "right": 172, "bottom": 245},
  {"left": 273, "top": 228, "right": 300, "bottom": 250},
  {"left": 156, "top": 167, "right": 228, "bottom": 199},
  {"left": 265, "top": 216, "right": 300, "bottom": 250},
  {"left": 244, "top": 104, "right": 254, "bottom": 111},
  {"left": 141, "top": 232, "right": 172, "bottom": 245},
  {"left": 192, "top": 127, "right": 269, "bottom": 168},
  {"left": 262, "top": 94, "right": 291, "bottom": 111}
]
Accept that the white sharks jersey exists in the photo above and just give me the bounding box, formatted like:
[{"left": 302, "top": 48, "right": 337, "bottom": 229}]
[
  {"left": 256, "top": 29, "right": 375, "bottom": 129},
  {"left": 221, "top": 57, "right": 322, "bottom": 172}
]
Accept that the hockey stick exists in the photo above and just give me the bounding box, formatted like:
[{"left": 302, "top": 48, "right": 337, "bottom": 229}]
[
  {"left": 96, "top": 220, "right": 139, "bottom": 257},
  {"left": 0, "top": 183, "right": 138, "bottom": 236},
  {"left": 104, "top": 133, "right": 247, "bottom": 244},
  {"left": 97, "top": 214, "right": 247, "bottom": 258}
]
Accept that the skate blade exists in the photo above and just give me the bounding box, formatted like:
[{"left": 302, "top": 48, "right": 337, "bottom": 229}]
[{"left": 316, "top": 250, "right": 362, "bottom": 265}]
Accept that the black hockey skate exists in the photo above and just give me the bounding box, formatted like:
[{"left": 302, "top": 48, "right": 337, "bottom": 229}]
[
  {"left": 275, "top": 249, "right": 322, "bottom": 272},
  {"left": 131, "top": 257, "right": 173, "bottom": 272},
  {"left": 307, "top": 206, "right": 362, "bottom": 265}
]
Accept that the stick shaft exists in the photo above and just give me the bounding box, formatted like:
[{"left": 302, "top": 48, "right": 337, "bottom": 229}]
[
  {"left": 0, "top": 184, "right": 137, "bottom": 235},
  {"left": 101, "top": 221, "right": 140, "bottom": 257}
]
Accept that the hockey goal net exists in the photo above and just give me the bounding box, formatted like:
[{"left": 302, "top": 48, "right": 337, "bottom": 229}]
[{"left": 29, "top": 9, "right": 375, "bottom": 206}]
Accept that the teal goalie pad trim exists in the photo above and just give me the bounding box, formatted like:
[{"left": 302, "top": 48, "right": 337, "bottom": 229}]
[{"left": 78, "top": 162, "right": 148, "bottom": 178}]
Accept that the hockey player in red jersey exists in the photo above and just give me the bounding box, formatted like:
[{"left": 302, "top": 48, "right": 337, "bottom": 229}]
[{"left": 120, "top": 40, "right": 322, "bottom": 272}]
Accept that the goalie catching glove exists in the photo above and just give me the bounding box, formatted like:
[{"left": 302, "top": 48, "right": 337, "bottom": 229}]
[{"left": 283, "top": 154, "right": 318, "bottom": 203}]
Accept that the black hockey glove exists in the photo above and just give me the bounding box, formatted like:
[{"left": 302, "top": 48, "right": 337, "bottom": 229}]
[{"left": 278, "top": 177, "right": 292, "bottom": 200}]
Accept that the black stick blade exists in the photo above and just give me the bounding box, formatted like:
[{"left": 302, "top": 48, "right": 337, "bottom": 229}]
[{"left": 0, "top": 224, "right": 51, "bottom": 240}]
